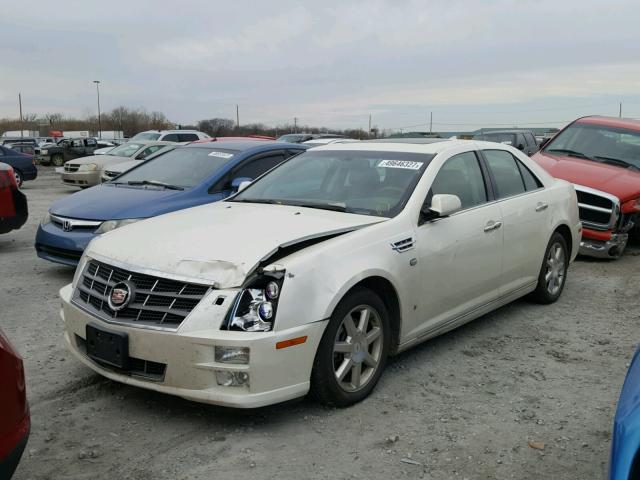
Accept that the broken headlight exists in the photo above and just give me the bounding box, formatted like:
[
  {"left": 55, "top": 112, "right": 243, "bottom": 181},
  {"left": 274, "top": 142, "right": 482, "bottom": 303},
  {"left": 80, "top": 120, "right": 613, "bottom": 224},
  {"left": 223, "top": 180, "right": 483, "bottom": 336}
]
[{"left": 225, "top": 267, "right": 285, "bottom": 332}]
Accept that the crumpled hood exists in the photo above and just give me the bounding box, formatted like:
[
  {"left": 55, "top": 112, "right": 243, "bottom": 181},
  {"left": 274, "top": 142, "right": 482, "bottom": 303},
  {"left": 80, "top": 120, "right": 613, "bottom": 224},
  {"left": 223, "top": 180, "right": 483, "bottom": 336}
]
[
  {"left": 87, "top": 202, "right": 384, "bottom": 287},
  {"left": 533, "top": 151, "right": 640, "bottom": 202}
]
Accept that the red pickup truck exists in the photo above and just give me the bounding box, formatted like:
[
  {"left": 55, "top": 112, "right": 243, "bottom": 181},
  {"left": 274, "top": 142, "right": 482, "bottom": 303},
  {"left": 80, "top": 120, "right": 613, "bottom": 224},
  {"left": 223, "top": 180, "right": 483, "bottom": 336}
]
[{"left": 533, "top": 116, "right": 640, "bottom": 258}]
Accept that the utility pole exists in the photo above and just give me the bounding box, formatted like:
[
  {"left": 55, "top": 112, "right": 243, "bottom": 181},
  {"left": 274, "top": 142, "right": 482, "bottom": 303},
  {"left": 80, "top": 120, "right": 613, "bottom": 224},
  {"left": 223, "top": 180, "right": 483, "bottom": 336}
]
[
  {"left": 18, "top": 93, "right": 23, "bottom": 139},
  {"left": 93, "top": 80, "right": 101, "bottom": 138},
  {"left": 368, "top": 114, "right": 372, "bottom": 137},
  {"left": 429, "top": 112, "right": 433, "bottom": 135},
  {"left": 294, "top": 117, "right": 298, "bottom": 133},
  {"left": 236, "top": 104, "right": 240, "bottom": 128},
  {"left": 619, "top": 102, "right": 622, "bottom": 118}
]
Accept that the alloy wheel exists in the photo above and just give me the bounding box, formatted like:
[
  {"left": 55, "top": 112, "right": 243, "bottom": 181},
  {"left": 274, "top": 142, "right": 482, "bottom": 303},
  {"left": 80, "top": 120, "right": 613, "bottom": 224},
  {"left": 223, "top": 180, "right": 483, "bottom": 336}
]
[
  {"left": 544, "top": 242, "right": 566, "bottom": 295},
  {"left": 332, "top": 304, "right": 384, "bottom": 392}
]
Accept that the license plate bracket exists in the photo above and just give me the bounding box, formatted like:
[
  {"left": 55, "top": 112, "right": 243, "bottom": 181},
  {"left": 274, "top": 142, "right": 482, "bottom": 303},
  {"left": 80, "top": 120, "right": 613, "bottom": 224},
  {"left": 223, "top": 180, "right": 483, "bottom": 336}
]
[{"left": 86, "top": 323, "right": 129, "bottom": 369}]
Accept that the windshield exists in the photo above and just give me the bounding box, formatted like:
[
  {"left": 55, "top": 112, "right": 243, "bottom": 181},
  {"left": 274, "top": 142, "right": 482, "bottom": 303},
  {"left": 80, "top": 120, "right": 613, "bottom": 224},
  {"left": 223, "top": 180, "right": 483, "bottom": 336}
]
[
  {"left": 113, "top": 147, "right": 238, "bottom": 188},
  {"left": 131, "top": 132, "right": 161, "bottom": 141},
  {"left": 544, "top": 123, "right": 640, "bottom": 169},
  {"left": 106, "top": 143, "right": 144, "bottom": 157},
  {"left": 232, "top": 150, "right": 433, "bottom": 217},
  {"left": 474, "top": 133, "right": 515, "bottom": 145}
]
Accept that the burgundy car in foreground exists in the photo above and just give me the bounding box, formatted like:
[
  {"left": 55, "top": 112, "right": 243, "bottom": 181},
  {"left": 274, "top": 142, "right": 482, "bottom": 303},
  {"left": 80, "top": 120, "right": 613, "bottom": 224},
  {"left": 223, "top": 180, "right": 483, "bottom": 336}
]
[
  {"left": 0, "top": 163, "right": 28, "bottom": 234},
  {"left": 0, "top": 329, "right": 29, "bottom": 479}
]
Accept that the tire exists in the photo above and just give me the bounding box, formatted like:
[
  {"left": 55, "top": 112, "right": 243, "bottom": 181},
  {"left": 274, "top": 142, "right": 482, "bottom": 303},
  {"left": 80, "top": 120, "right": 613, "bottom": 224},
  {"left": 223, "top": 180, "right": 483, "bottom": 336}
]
[
  {"left": 13, "top": 169, "right": 23, "bottom": 188},
  {"left": 52, "top": 154, "right": 64, "bottom": 167},
  {"left": 530, "top": 232, "right": 569, "bottom": 304},
  {"left": 310, "top": 287, "right": 390, "bottom": 407}
]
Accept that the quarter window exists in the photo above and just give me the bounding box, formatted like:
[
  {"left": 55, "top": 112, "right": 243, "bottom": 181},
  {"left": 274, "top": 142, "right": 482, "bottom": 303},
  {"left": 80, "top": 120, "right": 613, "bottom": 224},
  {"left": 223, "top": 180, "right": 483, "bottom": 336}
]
[
  {"left": 483, "top": 150, "right": 533, "bottom": 198},
  {"left": 430, "top": 152, "right": 488, "bottom": 209}
]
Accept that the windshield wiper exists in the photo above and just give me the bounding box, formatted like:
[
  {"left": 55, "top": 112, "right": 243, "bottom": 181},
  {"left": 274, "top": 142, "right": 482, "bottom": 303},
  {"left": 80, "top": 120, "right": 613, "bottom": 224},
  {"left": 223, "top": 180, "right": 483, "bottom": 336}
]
[
  {"left": 546, "top": 148, "right": 595, "bottom": 160},
  {"left": 231, "top": 198, "right": 282, "bottom": 205},
  {"left": 287, "top": 201, "right": 349, "bottom": 213},
  {"left": 594, "top": 156, "right": 640, "bottom": 171},
  {"left": 126, "top": 180, "right": 184, "bottom": 190}
]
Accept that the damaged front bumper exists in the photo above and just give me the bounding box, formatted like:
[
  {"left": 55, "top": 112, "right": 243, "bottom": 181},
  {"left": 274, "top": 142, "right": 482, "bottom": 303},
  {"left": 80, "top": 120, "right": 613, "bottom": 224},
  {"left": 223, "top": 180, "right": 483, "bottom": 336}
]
[
  {"left": 579, "top": 233, "right": 629, "bottom": 259},
  {"left": 60, "top": 284, "right": 328, "bottom": 408}
]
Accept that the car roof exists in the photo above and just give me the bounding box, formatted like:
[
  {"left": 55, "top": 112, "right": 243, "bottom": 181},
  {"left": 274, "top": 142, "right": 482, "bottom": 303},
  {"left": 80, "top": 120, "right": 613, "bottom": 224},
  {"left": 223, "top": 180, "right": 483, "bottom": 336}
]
[
  {"left": 474, "top": 130, "right": 531, "bottom": 135},
  {"left": 575, "top": 115, "right": 640, "bottom": 132},
  {"left": 312, "top": 138, "right": 496, "bottom": 155},
  {"left": 185, "top": 140, "right": 304, "bottom": 151}
]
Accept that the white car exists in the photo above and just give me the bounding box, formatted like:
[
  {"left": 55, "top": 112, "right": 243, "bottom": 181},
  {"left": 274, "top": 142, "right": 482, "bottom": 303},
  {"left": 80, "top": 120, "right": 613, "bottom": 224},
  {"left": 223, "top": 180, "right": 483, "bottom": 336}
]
[
  {"left": 303, "top": 138, "right": 359, "bottom": 146},
  {"left": 60, "top": 140, "right": 580, "bottom": 408},
  {"left": 130, "top": 130, "right": 210, "bottom": 142}
]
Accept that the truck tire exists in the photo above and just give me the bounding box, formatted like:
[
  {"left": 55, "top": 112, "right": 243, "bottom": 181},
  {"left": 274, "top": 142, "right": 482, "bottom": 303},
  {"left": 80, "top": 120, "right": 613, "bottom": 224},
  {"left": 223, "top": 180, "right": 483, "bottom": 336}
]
[{"left": 52, "top": 154, "right": 64, "bottom": 167}]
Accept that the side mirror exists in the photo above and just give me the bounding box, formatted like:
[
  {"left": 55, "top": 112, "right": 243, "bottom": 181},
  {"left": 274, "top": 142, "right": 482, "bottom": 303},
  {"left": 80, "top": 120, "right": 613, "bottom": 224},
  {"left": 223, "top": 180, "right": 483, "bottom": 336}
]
[
  {"left": 539, "top": 138, "right": 550, "bottom": 149},
  {"left": 517, "top": 144, "right": 525, "bottom": 151},
  {"left": 424, "top": 194, "right": 462, "bottom": 219},
  {"left": 231, "top": 176, "right": 252, "bottom": 192}
]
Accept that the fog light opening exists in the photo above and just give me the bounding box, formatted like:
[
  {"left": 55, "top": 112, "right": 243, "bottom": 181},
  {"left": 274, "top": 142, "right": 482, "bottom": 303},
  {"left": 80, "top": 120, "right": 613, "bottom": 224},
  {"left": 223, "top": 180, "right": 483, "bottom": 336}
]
[{"left": 215, "top": 370, "right": 250, "bottom": 387}]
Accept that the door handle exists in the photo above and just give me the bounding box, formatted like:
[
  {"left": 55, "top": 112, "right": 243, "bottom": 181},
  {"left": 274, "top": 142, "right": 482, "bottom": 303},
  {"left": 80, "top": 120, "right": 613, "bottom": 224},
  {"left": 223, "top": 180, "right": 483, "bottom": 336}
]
[
  {"left": 484, "top": 221, "right": 502, "bottom": 232},
  {"left": 535, "top": 202, "right": 549, "bottom": 212}
]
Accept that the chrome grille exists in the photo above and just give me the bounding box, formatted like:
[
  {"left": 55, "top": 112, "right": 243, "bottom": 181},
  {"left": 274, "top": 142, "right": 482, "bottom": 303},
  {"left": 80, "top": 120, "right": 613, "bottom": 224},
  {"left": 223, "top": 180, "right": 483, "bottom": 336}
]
[
  {"left": 65, "top": 164, "right": 80, "bottom": 172},
  {"left": 72, "top": 260, "right": 211, "bottom": 329},
  {"left": 574, "top": 185, "right": 619, "bottom": 231}
]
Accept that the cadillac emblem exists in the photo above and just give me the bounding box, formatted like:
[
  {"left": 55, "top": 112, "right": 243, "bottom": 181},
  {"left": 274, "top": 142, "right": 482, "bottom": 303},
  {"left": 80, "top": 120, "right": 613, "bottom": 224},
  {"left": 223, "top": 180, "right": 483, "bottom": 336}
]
[{"left": 107, "top": 281, "right": 134, "bottom": 311}]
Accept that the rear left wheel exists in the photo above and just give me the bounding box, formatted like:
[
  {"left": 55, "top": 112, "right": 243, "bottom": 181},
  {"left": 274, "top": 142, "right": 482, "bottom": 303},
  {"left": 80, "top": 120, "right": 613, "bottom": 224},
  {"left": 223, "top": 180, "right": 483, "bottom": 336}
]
[{"left": 311, "top": 287, "right": 390, "bottom": 407}]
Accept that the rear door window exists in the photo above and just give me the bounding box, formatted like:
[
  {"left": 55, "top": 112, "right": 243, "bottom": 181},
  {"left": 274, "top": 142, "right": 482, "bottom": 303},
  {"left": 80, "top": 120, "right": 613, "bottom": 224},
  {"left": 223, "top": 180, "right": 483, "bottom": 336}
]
[
  {"left": 162, "top": 133, "right": 180, "bottom": 142},
  {"left": 483, "top": 149, "right": 527, "bottom": 198}
]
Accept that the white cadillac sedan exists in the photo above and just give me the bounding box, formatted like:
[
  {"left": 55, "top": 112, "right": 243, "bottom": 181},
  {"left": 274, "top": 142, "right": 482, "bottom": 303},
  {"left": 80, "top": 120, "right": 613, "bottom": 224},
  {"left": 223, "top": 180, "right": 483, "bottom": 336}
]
[{"left": 60, "top": 140, "right": 581, "bottom": 408}]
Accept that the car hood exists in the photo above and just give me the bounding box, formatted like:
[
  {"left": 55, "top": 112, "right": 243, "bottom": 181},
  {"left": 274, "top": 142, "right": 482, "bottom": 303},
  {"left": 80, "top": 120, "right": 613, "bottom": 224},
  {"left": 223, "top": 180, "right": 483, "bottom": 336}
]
[
  {"left": 87, "top": 202, "right": 384, "bottom": 288},
  {"left": 49, "top": 184, "right": 191, "bottom": 221},
  {"left": 67, "top": 155, "right": 130, "bottom": 167},
  {"left": 533, "top": 151, "right": 640, "bottom": 201},
  {"left": 105, "top": 160, "right": 139, "bottom": 173}
]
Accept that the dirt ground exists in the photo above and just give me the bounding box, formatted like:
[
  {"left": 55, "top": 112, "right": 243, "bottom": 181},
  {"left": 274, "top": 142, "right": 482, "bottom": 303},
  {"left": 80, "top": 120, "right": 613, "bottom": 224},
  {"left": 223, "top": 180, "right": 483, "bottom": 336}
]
[{"left": 2, "top": 167, "right": 639, "bottom": 480}]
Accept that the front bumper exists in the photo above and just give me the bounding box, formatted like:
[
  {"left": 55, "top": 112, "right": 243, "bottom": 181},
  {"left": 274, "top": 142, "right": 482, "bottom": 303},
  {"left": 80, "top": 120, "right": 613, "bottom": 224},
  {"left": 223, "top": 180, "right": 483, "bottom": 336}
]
[
  {"left": 35, "top": 223, "right": 96, "bottom": 266},
  {"left": 61, "top": 284, "right": 328, "bottom": 408},
  {"left": 61, "top": 170, "right": 101, "bottom": 187},
  {"left": 579, "top": 231, "right": 628, "bottom": 259}
]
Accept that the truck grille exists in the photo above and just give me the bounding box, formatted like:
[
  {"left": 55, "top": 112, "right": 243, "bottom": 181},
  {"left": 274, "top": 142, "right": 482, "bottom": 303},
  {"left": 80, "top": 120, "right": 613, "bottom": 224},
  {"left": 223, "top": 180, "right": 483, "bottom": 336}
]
[
  {"left": 574, "top": 185, "right": 619, "bottom": 231},
  {"left": 64, "top": 164, "right": 80, "bottom": 172},
  {"left": 72, "top": 260, "right": 211, "bottom": 329}
]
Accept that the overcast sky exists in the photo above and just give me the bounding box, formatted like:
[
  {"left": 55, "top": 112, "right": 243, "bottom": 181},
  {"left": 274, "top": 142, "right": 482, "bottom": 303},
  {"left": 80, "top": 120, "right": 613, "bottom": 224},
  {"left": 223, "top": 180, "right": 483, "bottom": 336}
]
[{"left": 1, "top": 0, "right": 639, "bottom": 132}]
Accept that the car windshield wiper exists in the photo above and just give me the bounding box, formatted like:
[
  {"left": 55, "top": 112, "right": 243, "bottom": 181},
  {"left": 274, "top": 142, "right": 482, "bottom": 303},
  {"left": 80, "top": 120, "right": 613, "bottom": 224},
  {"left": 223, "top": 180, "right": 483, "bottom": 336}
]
[
  {"left": 286, "top": 201, "right": 349, "bottom": 213},
  {"left": 231, "top": 198, "right": 283, "bottom": 205},
  {"left": 545, "top": 148, "right": 595, "bottom": 160},
  {"left": 126, "top": 180, "right": 184, "bottom": 190},
  {"left": 594, "top": 156, "right": 640, "bottom": 171}
]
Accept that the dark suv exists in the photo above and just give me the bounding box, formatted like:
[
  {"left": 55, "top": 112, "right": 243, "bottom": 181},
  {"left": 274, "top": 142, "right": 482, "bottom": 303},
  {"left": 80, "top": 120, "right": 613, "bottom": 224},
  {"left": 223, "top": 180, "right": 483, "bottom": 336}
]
[{"left": 473, "top": 130, "right": 539, "bottom": 156}]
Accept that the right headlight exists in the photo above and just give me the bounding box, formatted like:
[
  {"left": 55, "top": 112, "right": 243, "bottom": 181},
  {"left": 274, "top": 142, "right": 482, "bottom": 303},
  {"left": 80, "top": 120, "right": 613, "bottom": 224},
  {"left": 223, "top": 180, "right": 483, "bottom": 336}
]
[
  {"left": 225, "top": 266, "right": 285, "bottom": 332},
  {"left": 95, "top": 218, "right": 141, "bottom": 234}
]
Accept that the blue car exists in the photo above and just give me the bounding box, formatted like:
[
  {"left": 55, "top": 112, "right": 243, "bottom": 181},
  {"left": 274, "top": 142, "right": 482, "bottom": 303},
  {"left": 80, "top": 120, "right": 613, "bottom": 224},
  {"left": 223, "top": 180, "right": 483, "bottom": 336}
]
[
  {"left": 610, "top": 345, "right": 640, "bottom": 479},
  {"left": 0, "top": 145, "right": 37, "bottom": 187},
  {"left": 35, "top": 140, "right": 307, "bottom": 266}
]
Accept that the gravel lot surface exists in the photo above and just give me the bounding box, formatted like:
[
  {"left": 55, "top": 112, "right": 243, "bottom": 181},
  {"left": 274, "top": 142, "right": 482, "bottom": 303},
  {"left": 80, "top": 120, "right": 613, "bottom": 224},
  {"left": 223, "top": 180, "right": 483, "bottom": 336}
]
[{"left": 2, "top": 167, "right": 639, "bottom": 479}]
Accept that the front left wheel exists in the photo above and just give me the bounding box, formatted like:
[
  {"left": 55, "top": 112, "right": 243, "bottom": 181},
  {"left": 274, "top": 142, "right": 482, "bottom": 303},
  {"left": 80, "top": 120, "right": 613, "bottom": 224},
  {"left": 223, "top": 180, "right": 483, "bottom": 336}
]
[
  {"left": 530, "top": 232, "right": 569, "bottom": 304},
  {"left": 311, "top": 287, "right": 390, "bottom": 407}
]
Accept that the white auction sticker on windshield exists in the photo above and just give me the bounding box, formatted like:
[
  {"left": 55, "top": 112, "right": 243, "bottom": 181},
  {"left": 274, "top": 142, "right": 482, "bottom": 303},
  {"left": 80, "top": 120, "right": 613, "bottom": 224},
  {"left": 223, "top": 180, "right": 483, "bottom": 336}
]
[
  {"left": 208, "top": 151, "right": 234, "bottom": 159},
  {"left": 377, "top": 160, "right": 423, "bottom": 170}
]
